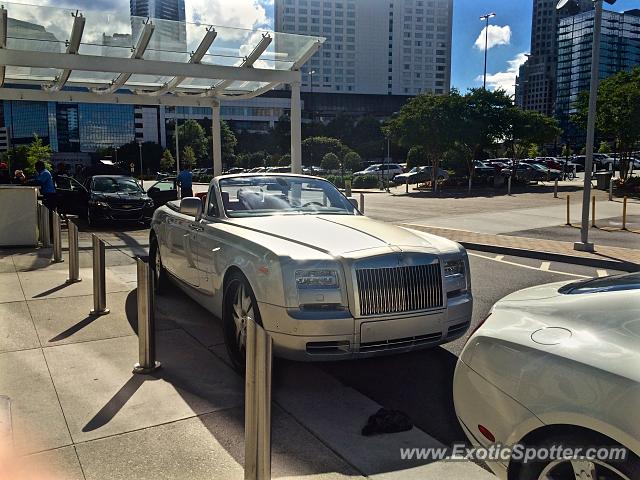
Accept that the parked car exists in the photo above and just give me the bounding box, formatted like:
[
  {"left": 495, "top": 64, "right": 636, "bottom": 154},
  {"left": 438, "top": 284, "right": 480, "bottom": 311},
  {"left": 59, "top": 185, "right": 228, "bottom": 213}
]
[
  {"left": 353, "top": 163, "right": 404, "bottom": 180},
  {"left": 146, "top": 177, "right": 178, "bottom": 208},
  {"left": 266, "top": 166, "right": 292, "bottom": 173},
  {"left": 500, "top": 163, "right": 561, "bottom": 182},
  {"left": 150, "top": 173, "right": 472, "bottom": 371},
  {"left": 54, "top": 175, "right": 89, "bottom": 217},
  {"left": 85, "top": 175, "right": 155, "bottom": 226},
  {"left": 224, "top": 167, "right": 245, "bottom": 175},
  {"left": 454, "top": 272, "right": 640, "bottom": 480},
  {"left": 392, "top": 166, "right": 449, "bottom": 184},
  {"left": 472, "top": 161, "right": 497, "bottom": 178}
]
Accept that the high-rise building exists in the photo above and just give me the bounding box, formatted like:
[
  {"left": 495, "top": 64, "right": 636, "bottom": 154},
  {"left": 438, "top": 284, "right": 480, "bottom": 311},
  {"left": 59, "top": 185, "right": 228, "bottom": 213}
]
[
  {"left": 275, "top": 0, "right": 453, "bottom": 96},
  {"left": 555, "top": 8, "right": 640, "bottom": 145},
  {"left": 130, "top": 0, "right": 185, "bottom": 22},
  {"left": 515, "top": 0, "right": 592, "bottom": 116}
]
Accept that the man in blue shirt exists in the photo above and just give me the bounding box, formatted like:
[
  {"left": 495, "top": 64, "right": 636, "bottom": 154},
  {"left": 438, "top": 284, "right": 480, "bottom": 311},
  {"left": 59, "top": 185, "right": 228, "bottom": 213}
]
[
  {"left": 34, "top": 160, "right": 57, "bottom": 212},
  {"left": 177, "top": 165, "right": 193, "bottom": 198}
]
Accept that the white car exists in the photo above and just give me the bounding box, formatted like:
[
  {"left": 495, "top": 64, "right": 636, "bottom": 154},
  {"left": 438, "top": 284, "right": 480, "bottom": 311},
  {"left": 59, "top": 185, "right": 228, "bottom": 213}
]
[
  {"left": 353, "top": 163, "right": 404, "bottom": 180},
  {"left": 454, "top": 273, "right": 640, "bottom": 480},
  {"left": 150, "top": 174, "right": 472, "bottom": 371}
]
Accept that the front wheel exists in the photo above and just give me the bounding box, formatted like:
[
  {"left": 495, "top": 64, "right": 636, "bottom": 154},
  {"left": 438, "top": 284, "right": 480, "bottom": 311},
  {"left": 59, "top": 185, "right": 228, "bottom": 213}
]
[
  {"left": 223, "top": 272, "right": 262, "bottom": 374},
  {"left": 149, "top": 237, "right": 167, "bottom": 294}
]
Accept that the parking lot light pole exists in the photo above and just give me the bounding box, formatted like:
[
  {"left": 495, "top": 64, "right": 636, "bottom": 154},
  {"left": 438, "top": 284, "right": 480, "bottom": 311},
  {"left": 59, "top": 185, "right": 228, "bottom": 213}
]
[
  {"left": 137, "top": 141, "right": 143, "bottom": 182},
  {"left": 480, "top": 13, "right": 496, "bottom": 90}
]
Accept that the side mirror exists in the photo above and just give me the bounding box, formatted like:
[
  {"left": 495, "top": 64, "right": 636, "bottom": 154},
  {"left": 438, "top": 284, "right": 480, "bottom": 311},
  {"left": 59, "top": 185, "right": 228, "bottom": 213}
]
[
  {"left": 347, "top": 197, "right": 359, "bottom": 210},
  {"left": 179, "top": 197, "right": 203, "bottom": 221},
  {"left": 148, "top": 186, "right": 159, "bottom": 194}
]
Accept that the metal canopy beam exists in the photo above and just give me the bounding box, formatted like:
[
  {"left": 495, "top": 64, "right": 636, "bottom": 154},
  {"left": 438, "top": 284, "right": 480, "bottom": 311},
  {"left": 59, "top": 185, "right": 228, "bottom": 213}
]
[
  {"left": 291, "top": 40, "right": 322, "bottom": 71},
  {"left": 138, "top": 26, "right": 216, "bottom": 97},
  {"left": 0, "top": 8, "right": 7, "bottom": 88},
  {"left": 0, "top": 47, "right": 299, "bottom": 84},
  {"left": 92, "top": 21, "right": 155, "bottom": 95},
  {"left": 208, "top": 33, "right": 272, "bottom": 95},
  {"left": 44, "top": 12, "right": 86, "bottom": 92}
]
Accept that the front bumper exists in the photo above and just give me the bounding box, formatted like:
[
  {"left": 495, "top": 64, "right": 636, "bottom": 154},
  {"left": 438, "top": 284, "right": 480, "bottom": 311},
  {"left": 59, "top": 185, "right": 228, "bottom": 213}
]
[
  {"left": 90, "top": 204, "right": 154, "bottom": 222},
  {"left": 259, "top": 292, "right": 472, "bottom": 361}
]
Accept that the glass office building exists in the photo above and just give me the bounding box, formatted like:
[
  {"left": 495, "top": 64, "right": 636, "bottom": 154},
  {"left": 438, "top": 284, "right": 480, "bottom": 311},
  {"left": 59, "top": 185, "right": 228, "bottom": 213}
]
[{"left": 556, "top": 8, "right": 640, "bottom": 145}]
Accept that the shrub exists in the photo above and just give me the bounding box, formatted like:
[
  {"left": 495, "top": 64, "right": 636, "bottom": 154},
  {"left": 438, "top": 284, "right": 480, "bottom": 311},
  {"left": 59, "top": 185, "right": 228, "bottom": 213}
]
[
  {"left": 324, "top": 174, "right": 344, "bottom": 188},
  {"left": 353, "top": 174, "right": 380, "bottom": 188}
]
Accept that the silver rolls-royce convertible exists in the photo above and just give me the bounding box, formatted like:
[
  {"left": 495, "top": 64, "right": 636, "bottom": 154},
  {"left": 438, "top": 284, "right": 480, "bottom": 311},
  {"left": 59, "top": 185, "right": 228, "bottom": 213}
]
[{"left": 149, "top": 174, "right": 472, "bottom": 371}]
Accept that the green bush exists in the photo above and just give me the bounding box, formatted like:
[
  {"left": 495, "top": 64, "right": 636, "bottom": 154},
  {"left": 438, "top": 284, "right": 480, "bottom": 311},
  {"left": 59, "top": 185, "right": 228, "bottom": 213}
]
[
  {"left": 352, "top": 175, "right": 380, "bottom": 188},
  {"left": 324, "top": 174, "right": 345, "bottom": 188}
]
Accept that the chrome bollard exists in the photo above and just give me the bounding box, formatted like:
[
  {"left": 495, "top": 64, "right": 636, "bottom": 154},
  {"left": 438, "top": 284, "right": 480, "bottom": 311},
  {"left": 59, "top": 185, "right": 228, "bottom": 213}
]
[
  {"left": 52, "top": 212, "right": 63, "bottom": 263},
  {"left": 90, "top": 235, "right": 109, "bottom": 316},
  {"left": 554, "top": 179, "right": 558, "bottom": 198},
  {"left": 244, "top": 319, "right": 272, "bottom": 480},
  {"left": 66, "top": 221, "right": 81, "bottom": 283},
  {"left": 37, "top": 203, "right": 43, "bottom": 244},
  {"left": 133, "top": 257, "right": 161, "bottom": 374},
  {"left": 507, "top": 176, "right": 512, "bottom": 196},
  {"left": 609, "top": 179, "right": 613, "bottom": 201},
  {"left": 405, "top": 177, "right": 409, "bottom": 194},
  {"left": 41, "top": 205, "right": 51, "bottom": 248},
  {"left": 359, "top": 192, "right": 365, "bottom": 215}
]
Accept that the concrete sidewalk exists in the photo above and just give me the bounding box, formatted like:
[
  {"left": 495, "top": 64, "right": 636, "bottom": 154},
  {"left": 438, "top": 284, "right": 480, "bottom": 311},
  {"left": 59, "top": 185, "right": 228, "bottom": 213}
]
[
  {"left": 403, "top": 224, "right": 640, "bottom": 272},
  {"left": 0, "top": 246, "right": 492, "bottom": 480}
]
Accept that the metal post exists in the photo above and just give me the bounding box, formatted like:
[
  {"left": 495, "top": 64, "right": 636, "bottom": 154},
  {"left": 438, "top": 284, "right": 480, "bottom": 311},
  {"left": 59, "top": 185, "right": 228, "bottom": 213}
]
[
  {"left": 133, "top": 258, "right": 161, "bottom": 374},
  {"left": 507, "top": 176, "right": 512, "bottom": 196},
  {"left": 345, "top": 179, "right": 352, "bottom": 197},
  {"left": 554, "top": 179, "right": 558, "bottom": 198},
  {"left": 609, "top": 178, "right": 613, "bottom": 201},
  {"left": 622, "top": 196, "right": 628, "bottom": 230},
  {"left": 574, "top": 0, "right": 603, "bottom": 253},
  {"left": 591, "top": 196, "right": 596, "bottom": 228},
  {"left": 41, "top": 204, "right": 51, "bottom": 248},
  {"left": 244, "top": 319, "right": 258, "bottom": 480},
  {"left": 256, "top": 325, "right": 272, "bottom": 480},
  {"left": 359, "top": 193, "right": 365, "bottom": 215},
  {"left": 37, "top": 203, "right": 43, "bottom": 244},
  {"left": 212, "top": 101, "right": 223, "bottom": 177},
  {"left": 52, "top": 212, "right": 63, "bottom": 263},
  {"left": 405, "top": 177, "right": 409, "bottom": 194},
  {"left": 90, "top": 235, "right": 109, "bottom": 316},
  {"left": 66, "top": 221, "right": 81, "bottom": 283},
  {"left": 290, "top": 81, "right": 302, "bottom": 175},
  {"left": 566, "top": 195, "right": 571, "bottom": 226}
]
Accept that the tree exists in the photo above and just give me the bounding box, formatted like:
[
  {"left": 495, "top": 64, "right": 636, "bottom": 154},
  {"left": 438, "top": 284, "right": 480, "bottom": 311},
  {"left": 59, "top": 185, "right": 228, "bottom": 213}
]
[
  {"left": 506, "top": 108, "right": 561, "bottom": 167},
  {"left": 278, "top": 154, "right": 291, "bottom": 167},
  {"left": 351, "top": 116, "right": 385, "bottom": 159},
  {"left": 219, "top": 120, "right": 237, "bottom": 168},
  {"left": 528, "top": 143, "right": 541, "bottom": 158},
  {"left": 273, "top": 115, "right": 291, "bottom": 154},
  {"left": 302, "top": 137, "right": 349, "bottom": 166},
  {"left": 406, "top": 146, "right": 426, "bottom": 168},
  {"left": 26, "top": 135, "right": 52, "bottom": 173},
  {"left": 325, "top": 114, "right": 354, "bottom": 144},
  {"left": 179, "top": 119, "right": 208, "bottom": 162},
  {"left": 321, "top": 152, "right": 340, "bottom": 171},
  {"left": 342, "top": 151, "right": 362, "bottom": 172},
  {"left": 561, "top": 144, "right": 573, "bottom": 158},
  {"left": 598, "top": 141, "right": 611, "bottom": 154},
  {"left": 160, "top": 149, "right": 175, "bottom": 172},
  {"left": 182, "top": 146, "right": 196, "bottom": 169}
]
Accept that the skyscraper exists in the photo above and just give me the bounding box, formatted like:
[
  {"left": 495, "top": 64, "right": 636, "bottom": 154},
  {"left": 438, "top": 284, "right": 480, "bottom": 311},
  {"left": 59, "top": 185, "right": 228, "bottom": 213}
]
[
  {"left": 130, "top": 0, "right": 185, "bottom": 22},
  {"left": 555, "top": 8, "right": 640, "bottom": 144},
  {"left": 515, "top": 0, "right": 592, "bottom": 116},
  {"left": 274, "top": 0, "right": 453, "bottom": 96},
  {"left": 130, "top": 0, "right": 186, "bottom": 55}
]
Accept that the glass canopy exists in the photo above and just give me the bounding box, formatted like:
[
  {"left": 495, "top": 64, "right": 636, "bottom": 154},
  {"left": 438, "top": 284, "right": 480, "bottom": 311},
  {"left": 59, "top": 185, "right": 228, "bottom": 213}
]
[{"left": 0, "top": 1, "right": 323, "bottom": 100}]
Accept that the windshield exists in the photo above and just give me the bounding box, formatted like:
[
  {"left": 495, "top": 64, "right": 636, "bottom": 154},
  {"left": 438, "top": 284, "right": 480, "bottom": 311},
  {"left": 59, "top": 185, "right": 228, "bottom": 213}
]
[
  {"left": 559, "top": 272, "right": 640, "bottom": 295},
  {"left": 92, "top": 177, "right": 143, "bottom": 193},
  {"left": 219, "top": 176, "right": 358, "bottom": 218},
  {"left": 364, "top": 165, "right": 379, "bottom": 171}
]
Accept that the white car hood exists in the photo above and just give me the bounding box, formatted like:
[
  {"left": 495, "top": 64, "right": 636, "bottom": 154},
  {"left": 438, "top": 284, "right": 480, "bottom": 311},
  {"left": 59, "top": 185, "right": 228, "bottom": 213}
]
[{"left": 226, "top": 214, "right": 461, "bottom": 257}]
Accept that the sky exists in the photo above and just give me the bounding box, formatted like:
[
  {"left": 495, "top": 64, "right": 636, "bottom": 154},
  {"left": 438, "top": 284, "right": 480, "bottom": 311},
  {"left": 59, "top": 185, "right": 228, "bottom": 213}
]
[
  {"left": 451, "top": 0, "right": 640, "bottom": 96},
  {"left": 6, "top": 0, "right": 640, "bottom": 96}
]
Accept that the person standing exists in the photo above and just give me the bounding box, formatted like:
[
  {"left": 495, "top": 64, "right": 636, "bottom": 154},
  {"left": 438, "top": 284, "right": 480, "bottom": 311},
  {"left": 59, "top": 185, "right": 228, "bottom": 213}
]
[
  {"left": 177, "top": 165, "right": 193, "bottom": 198},
  {"left": 34, "top": 160, "right": 57, "bottom": 212}
]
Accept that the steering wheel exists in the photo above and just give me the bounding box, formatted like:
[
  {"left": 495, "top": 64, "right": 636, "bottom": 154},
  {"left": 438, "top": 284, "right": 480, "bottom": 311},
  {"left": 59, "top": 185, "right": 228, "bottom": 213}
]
[{"left": 302, "top": 201, "right": 324, "bottom": 208}]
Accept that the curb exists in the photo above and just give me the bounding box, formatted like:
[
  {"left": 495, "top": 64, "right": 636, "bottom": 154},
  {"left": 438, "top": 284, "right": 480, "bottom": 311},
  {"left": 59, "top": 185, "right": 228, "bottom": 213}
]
[{"left": 459, "top": 241, "right": 639, "bottom": 273}]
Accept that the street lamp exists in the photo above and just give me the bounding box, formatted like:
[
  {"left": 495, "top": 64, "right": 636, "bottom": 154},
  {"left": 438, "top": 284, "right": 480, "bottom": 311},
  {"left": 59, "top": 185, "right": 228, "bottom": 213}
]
[
  {"left": 479, "top": 12, "right": 496, "bottom": 90},
  {"left": 137, "top": 140, "right": 143, "bottom": 182},
  {"left": 309, "top": 69, "right": 316, "bottom": 121},
  {"left": 557, "top": 0, "right": 616, "bottom": 252}
]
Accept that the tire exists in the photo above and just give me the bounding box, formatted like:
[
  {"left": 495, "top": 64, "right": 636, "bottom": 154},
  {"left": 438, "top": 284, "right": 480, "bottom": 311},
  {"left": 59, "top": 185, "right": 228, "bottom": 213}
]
[
  {"left": 516, "top": 433, "right": 640, "bottom": 480},
  {"left": 222, "top": 271, "right": 262, "bottom": 374},
  {"left": 149, "top": 236, "right": 168, "bottom": 295}
]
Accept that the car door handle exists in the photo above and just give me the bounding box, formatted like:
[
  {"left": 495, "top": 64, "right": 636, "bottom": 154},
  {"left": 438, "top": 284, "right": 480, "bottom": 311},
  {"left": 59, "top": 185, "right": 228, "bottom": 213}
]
[{"left": 189, "top": 224, "right": 204, "bottom": 232}]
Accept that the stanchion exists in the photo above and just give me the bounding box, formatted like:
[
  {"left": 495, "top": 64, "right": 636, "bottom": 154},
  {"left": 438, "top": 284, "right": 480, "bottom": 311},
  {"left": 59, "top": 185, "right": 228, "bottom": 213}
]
[
  {"left": 622, "top": 196, "right": 628, "bottom": 230},
  {"left": 52, "top": 212, "right": 63, "bottom": 262},
  {"left": 133, "top": 257, "right": 161, "bottom": 374},
  {"left": 554, "top": 179, "right": 558, "bottom": 198},
  {"left": 90, "top": 235, "right": 109, "bottom": 316},
  {"left": 609, "top": 179, "right": 613, "bottom": 201},
  {"left": 507, "top": 176, "right": 512, "bottom": 196},
  {"left": 244, "top": 319, "right": 272, "bottom": 480},
  {"left": 37, "top": 203, "right": 43, "bottom": 245},
  {"left": 566, "top": 195, "right": 571, "bottom": 226},
  {"left": 66, "top": 221, "right": 81, "bottom": 283},
  {"left": 41, "top": 204, "right": 51, "bottom": 248},
  {"left": 591, "top": 196, "right": 596, "bottom": 228},
  {"left": 345, "top": 179, "right": 352, "bottom": 197},
  {"left": 405, "top": 177, "right": 409, "bottom": 194},
  {"left": 359, "top": 192, "right": 365, "bottom": 215}
]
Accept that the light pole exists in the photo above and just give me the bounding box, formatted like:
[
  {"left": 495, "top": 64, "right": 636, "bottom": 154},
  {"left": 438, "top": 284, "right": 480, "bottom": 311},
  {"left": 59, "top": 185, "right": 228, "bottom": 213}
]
[
  {"left": 137, "top": 141, "right": 143, "bottom": 181},
  {"left": 480, "top": 12, "right": 496, "bottom": 90},
  {"left": 309, "top": 69, "right": 316, "bottom": 121},
  {"left": 557, "top": 0, "right": 616, "bottom": 252}
]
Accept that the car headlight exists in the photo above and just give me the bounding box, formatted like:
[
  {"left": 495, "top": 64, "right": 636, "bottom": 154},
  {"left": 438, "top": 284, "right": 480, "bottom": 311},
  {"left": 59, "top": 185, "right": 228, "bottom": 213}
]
[
  {"left": 94, "top": 201, "right": 109, "bottom": 208},
  {"left": 444, "top": 259, "right": 465, "bottom": 277},
  {"left": 295, "top": 269, "right": 339, "bottom": 289},
  {"left": 144, "top": 199, "right": 154, "bottom": 208}
]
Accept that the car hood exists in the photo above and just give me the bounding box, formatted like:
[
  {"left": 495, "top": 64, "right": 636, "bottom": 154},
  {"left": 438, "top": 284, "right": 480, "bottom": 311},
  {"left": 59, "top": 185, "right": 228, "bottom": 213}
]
[
  {"left": 91, "top": 192, "right": 149, "bottom": 202},
  {"left": 227, "top": 214, "right": 462, "bottom": 257}
]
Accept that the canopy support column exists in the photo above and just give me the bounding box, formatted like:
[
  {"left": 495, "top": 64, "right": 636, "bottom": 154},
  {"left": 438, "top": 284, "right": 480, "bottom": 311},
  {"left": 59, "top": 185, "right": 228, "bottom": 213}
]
[
  {"left": 290, "top": 81, "right": 302, "bottom": 174},
  {"left": 0, "top": 7, "right": 7, "bottom": 88},
  {"left": 212, "top": 101, "right": 223, "bottom": 177}
]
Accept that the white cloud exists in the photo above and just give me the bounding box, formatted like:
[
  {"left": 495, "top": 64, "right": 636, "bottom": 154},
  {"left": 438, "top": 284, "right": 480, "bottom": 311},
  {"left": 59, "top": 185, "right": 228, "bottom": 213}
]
[
  {"left": 474, "top": 25, "right": 512, "bottom": 50},
  {"left": 474, "top": 52, "right": 528, "bottom": 96}
]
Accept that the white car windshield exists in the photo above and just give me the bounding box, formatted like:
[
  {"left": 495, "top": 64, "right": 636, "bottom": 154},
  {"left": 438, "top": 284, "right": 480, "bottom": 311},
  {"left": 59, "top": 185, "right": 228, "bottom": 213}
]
[{"left": 219, "top": 176, "right": 358, "bottom": 218}]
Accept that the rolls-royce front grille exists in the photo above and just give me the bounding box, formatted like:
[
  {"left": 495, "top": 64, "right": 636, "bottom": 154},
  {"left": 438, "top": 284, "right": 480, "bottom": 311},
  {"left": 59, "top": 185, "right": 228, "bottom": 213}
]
[
  {"left": 356, "top": 263, "right": 443, "bottom": 316},
  {"left": 360, "top": 332, "right": 442, "bottom": 352}
]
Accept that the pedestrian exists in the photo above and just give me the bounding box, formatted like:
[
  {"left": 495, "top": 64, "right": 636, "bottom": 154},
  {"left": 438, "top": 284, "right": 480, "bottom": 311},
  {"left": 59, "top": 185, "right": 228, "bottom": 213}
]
[
  {"left": 33, "top": 160, "right": 57, "bottom": 212},
  {"left": 177, "top": 165, "right": 193, "bottom": 198},
  {"left": 12, "top": 169, "right": 26, "bottom": 184}
]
